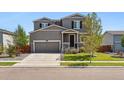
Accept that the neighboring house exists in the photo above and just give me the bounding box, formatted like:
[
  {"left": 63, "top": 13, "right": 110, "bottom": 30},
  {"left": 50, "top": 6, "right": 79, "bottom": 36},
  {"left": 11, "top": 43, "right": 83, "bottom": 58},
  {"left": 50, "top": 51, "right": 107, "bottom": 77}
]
[
  {"left": 102, "top": 31, "right": 124, "bottom": 52},
  {"left": 30, "top": 13, "right": 86, "bottom": 53},
  {"left": 0, "top": 29, "right": 14, "bottom": 49}
]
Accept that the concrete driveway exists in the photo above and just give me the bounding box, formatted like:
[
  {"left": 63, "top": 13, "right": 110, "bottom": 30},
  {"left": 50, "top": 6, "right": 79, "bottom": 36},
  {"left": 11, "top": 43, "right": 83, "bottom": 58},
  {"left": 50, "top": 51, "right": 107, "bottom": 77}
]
[{"left": 13, "top": 53, "right": 61, "bottom": 67}]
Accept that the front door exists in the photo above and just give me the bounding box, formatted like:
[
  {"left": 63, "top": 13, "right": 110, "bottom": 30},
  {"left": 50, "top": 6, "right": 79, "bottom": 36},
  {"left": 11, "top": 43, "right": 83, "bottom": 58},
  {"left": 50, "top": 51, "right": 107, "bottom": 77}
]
[{"left": 69, "top": 35, "right": 75, "bottom": 47}]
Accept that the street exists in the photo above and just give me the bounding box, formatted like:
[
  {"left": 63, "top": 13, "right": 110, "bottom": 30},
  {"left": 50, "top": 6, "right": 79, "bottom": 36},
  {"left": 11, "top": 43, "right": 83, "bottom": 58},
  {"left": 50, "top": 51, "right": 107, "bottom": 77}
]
[{"left": 0, "top": 67, "right": 124, "bottom": 80}]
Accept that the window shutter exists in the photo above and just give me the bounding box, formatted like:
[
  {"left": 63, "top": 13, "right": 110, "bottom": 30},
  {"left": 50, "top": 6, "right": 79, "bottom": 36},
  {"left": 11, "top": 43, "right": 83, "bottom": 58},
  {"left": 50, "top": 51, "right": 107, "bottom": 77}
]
[
  {"left": 72, "top": 21, "right": 74, "bottom": 29},
  {"left": 80, "top": 21, "right": 82, "bottom": 28}
]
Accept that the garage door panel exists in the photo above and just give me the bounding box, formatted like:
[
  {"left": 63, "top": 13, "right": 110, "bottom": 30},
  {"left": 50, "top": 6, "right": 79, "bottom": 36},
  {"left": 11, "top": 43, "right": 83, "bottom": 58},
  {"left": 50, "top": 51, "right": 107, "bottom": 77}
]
[{"left": 35, "top": 42, "right": 59, "bottom": 53}]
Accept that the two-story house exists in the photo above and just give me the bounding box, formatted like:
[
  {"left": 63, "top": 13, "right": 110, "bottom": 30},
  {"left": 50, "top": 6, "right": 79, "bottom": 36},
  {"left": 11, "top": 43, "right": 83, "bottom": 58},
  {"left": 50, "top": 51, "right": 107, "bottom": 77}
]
[
  {"left": 102, "top": 31, "right": 124, "bottom": 52},
  {"left": 30, "top": 13, "right": 85, "bottom": 53},
  {"left": 0, "top": 29, "right": 14, "bottom": 48}
]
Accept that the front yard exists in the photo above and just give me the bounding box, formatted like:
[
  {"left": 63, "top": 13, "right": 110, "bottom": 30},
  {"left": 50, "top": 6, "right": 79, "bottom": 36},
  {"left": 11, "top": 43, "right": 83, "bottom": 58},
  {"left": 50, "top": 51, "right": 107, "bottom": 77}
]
[
  {"left": 64, "top": 52, "right": 124, "bottom": 61},
  {"left": 60, "top": 62, "right": 124, "bottom": 66}
]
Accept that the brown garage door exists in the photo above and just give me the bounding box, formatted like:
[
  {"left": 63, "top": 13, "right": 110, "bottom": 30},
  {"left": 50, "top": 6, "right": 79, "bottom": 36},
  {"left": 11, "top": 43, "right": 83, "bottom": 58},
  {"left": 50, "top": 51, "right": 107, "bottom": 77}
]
[{"left": 35, "top": 42, "right": 59, "bottom": 53}]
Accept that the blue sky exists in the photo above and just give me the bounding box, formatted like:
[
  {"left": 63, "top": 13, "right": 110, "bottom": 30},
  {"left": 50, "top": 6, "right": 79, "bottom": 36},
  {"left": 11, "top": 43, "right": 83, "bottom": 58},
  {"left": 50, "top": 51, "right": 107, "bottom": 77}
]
[{"left": 0, "top": 12, "right": 124, "bottom": 34}]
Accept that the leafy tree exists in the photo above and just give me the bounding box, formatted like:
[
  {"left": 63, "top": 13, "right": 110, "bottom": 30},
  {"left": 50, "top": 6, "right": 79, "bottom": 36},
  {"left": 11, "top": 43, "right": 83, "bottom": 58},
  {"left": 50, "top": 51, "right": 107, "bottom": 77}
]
[
  {"left": 121, "top": 35, "right": 124, "bottom": 48},
  {"left": 120, "top": 35, "right": 124, "bottom": 57},
  {"left": 0, "top": 44, "right": 3, "bottom": 55},
  {"left": 6, "top": 44, "right": 16, "bottom": 57},
  {"left": 81, "top": 12, "right": 102, "bottom": 63},
  {"left": 14, "top": 25, "right": 28, "bottom": 49}
]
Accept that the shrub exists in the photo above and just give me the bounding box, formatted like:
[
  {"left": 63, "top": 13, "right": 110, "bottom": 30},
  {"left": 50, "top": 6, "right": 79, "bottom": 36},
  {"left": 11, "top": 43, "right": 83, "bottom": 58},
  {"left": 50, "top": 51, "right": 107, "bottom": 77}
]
[
  {"left": 60, "top": 62, "right": 88, "bottom": 66},
  {"left": 6, "top": 44, "right": 16, "bottom": 57},
  {"left": 21, "top": 45, "right": 30, "bottom": 53},
  {"left": 64, "top": 48, "right": 78, "bottom": 54},
  {"left": 64, "top": 48, "right": 70, "bottom": 54},
  {"left": 79, "top": 47, "right": 84, "bottom": 53},
  {"left": 97, "top": 45, "right": 112, "bottom": 52},
  {"left": 16, "top": 45, "right": 30, "bottom": 53},
  {"left": 70, "top": 48, "right": 78, "bottom": 54}
]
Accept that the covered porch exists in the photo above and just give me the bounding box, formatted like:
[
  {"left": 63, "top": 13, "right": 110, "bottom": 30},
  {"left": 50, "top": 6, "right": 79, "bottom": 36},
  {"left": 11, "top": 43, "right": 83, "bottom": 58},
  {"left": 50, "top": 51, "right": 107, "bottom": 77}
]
[{"left": 61, "top": 29, "right": 81, "bottom": 52}]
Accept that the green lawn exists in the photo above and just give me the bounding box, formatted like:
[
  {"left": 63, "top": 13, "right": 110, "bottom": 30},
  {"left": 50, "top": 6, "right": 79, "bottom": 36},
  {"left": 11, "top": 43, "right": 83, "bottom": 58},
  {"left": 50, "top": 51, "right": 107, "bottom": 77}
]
[
  {"left": 60, "top": 62, "right": 124, "bottom": 66},
  {"left": 0, "top": 62, "right": 17, "bottom": 66},
  {"left": 64, "top": 53, "right": 124, "bottom": 61}
]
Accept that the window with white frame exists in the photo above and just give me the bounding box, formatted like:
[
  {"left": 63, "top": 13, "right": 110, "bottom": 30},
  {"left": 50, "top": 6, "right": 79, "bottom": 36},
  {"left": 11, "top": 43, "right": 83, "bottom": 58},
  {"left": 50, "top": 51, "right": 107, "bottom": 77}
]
[
  {"left": 73, "top": 20, "right": 80, "bottom": 29},
  {"left": 40, "top": 23, "right": 48, "bottom": 28}
]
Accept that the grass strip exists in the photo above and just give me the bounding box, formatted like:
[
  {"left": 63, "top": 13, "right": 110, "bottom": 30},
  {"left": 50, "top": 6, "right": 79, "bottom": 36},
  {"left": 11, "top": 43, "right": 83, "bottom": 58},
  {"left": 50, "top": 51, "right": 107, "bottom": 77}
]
[
  {"left": 60, "top": 62, "right": 124, "bottom": 66},
  {"left": 0, "top": 62, "right": 17, "bottom": 66}
]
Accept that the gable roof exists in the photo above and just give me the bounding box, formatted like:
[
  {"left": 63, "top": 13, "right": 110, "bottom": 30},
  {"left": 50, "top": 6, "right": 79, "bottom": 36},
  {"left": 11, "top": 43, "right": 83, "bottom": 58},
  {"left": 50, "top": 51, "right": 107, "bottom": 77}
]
[
  {"left": 104, "top": 31, "right": 124, "bottom": 35},
  {"left": 29, "top": 24, "right": 67, "bottom": 34},
  {"left": 0, "top": 29, "right": 13, "bottom": 35},
  {"left": 62, "top": 13, "right": 84, "bottom": 19},
  {"left": 33, "top": 13, "right": 84, "bottom": 22},
  {"left": 33, "top": 17, "right": 59, "bottom": 22},
  {"left": 33, "top": 17, "right": 53, "bottom": 22},
  {"left": 41, "top": 24, "right": 67, "bottom": 30}
]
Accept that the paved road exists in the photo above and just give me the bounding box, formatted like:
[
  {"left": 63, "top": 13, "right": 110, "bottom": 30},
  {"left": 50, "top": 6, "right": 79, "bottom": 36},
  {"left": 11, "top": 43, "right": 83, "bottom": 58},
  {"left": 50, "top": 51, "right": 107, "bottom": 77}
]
[{"left": 0, "top": 67, "right": 124, "bottom": 80}]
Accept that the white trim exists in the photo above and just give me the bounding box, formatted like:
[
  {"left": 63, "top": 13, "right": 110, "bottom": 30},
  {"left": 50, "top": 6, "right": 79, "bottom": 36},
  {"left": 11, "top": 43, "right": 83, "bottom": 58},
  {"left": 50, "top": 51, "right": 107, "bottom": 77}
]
[
  {"left": 77, "top": 33, "right": 79, "bottom": 49},
  {"left": 62, "top": 29, "right": 79, "bottom": 33},
  {"left": 29, "top": 24, "right": 67, "bottom": 34},
  {"left": 30, "top": 30, "right": 62, "bottom": 34},
  {"left": 33, "top": 40, "right": 61, "bottom": 53},
  {"left": 62, "top": 33, "right": 63, "bottom": 52},
  {"left": 41, "top": 24, "right": 67, "bottom": 30},
  {"left": 69, "top": 34, "right": 75, "bottom": 48}
]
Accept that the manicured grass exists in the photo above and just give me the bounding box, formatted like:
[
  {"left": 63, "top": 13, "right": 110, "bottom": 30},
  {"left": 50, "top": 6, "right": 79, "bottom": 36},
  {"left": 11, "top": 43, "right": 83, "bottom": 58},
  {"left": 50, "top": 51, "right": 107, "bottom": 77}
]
[
  {"left": 60, "top": 62, "right": 124, "bottom": 66},
  {"left": 0, "top": 62, "right": 17, "bottom": 66},
  {"left": 64, "top": 53, "right": 124, "bottom": 61}
]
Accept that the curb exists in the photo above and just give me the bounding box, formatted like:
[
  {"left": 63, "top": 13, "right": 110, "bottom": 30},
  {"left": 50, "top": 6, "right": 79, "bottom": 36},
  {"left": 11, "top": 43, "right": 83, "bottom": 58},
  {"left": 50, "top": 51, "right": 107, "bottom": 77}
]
[
  {"left": 0, "top": 61, "right": 21, "bottom": 62},
  {"left": 61, "top": 61, "right": 124, "bottom": 63},
  {"left": 0, "top": 66, "right": 124, "bottom": 68}
]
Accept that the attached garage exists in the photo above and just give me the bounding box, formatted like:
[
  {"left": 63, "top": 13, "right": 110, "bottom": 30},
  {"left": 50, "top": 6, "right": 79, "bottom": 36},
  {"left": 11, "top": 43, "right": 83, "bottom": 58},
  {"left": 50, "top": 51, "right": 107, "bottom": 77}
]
[
  {"left": 30, "top": 25, "right": 65, "bottom": 53},
  {"left": 33, "top": 40, "right": 60, "bottom": 53},
  {"left": 114, "top": 43, "right": 124, "bottom": 52}
]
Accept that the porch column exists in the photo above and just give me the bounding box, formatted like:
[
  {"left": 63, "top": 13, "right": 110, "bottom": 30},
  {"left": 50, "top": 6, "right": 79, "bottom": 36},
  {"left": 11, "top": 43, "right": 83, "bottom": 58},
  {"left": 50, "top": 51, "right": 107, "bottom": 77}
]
[
  {"left": 62, "top": 32, "right": 63, "bottom": 52},
  {"left": 77, "top": 33, "right": 79, "bottom": 50}
]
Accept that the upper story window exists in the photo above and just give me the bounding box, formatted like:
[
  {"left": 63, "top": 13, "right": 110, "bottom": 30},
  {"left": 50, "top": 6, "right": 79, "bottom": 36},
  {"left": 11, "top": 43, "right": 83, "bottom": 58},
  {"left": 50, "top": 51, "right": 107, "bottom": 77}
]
[
  {"left": 72, "top": 20, "right": 82, "bottom": 29},
  {"left": 73, "top": 20, "right": 80, "bottom": 29},
  {"left": 40, "top": 23, "right": 48, "bottom": 29}
]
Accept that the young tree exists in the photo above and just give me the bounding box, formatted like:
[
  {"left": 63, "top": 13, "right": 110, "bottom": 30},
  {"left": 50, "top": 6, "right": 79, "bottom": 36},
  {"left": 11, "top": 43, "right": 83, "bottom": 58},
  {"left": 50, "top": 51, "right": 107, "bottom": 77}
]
[
  {"left": 120, "top": 35, "right": 124, "bottom": 57},
  {"left": 82, "top": 12, "right": 102, "bottom": 63},
  {"left": 121, "top": 35, "right": 124, "bottom": 48},
  {"left": 14, "top": 25, "right": 28, "bottom": 49}
]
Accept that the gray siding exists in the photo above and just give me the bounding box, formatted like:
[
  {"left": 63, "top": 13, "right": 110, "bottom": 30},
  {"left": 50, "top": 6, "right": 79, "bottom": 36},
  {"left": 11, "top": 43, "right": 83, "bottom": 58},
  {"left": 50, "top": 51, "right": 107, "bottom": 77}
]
[
  {"left": 3, "top": 33, "right": 14, "bottom": 48},
  {"left": 62, "top": 17, "right": 84, "bottom": 32},
  {"left": 33, "top": 14, "right": 84, "bottom": 32},
  {"left": 34, "top": 20, "right": 54, "bottom": 30},
  {"left": 30, "top": 31, "right": 61, "bottom": 52},
  {"left": 102, "top": 33, "right": 113, "bottom": 45},
  {"left": 113, "top": 35, "right": 124, "bottom": 51}
]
